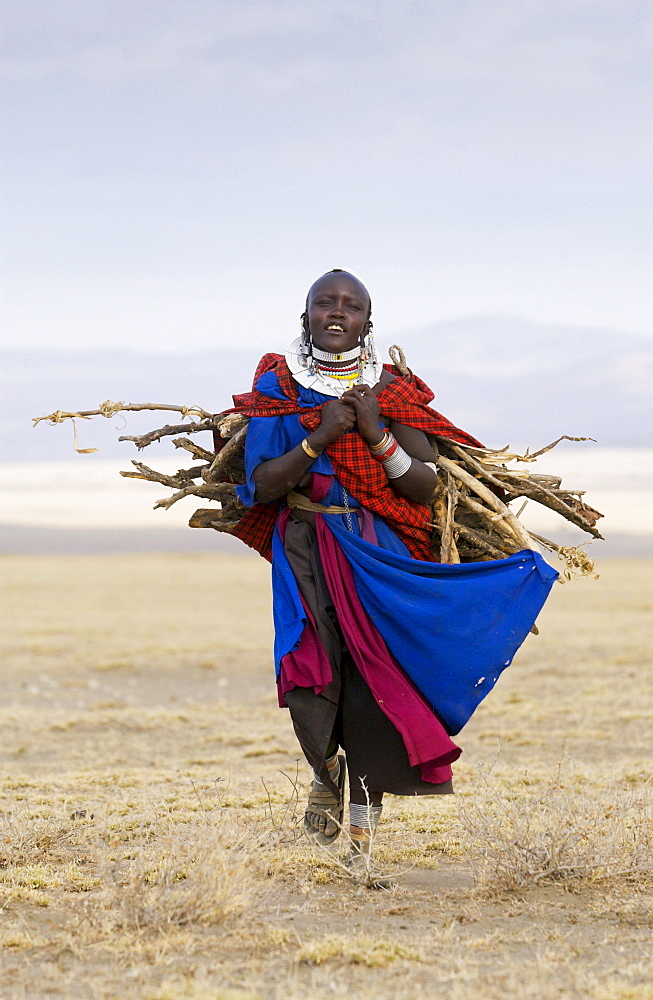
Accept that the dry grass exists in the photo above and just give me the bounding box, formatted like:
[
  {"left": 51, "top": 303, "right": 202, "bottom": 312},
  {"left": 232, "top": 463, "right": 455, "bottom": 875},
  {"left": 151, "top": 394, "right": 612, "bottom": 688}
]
[
  {"left": 1, "top": 553, "right": 652, "bottom": 999},
  {"left": 460, "top": 758, "right": 653, "bottom": 889},
  {"left": 86, "top": 819, "right": 264, "bottom": 932},
  {"left": 0, "top": 808, "right": 87, "bottom": 869},
  {"left": 296, "top": 933, "right": 423, "bottom": 966}
]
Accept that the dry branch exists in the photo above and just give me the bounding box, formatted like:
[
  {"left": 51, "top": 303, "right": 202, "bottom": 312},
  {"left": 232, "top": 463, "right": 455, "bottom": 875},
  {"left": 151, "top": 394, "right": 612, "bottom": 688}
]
[
  {"left": 435, "top": 454, "right": 536, "bottom": 550},
  {"left": 465, "top": 435, "right": 597, "bottom": 464},
  {"left": 172, "top": 437, "right": 216, "bottom": 463},
  {"left": 435, "top": 471, "right": 460, "bottom": 563},
  {"left": 204, "top": 424, "right": 249, "bottom": 483},
  {"left": 34, "top": 365, "right": 605, "bottom": 574},
  {"left": 33, "top": 401, "right": 212, "bottom": 426},
  {"left": 119, "top": 419, "right": 215, "bottom": 450},
  {"left": 495, "top": 474, "right": 604, "bottom": 537},
  {"left": 457, "top": 494, "right": 522, "bottom": 548},
  {"left": 119, "top": 460, "right": 208, "bottom": 489}
]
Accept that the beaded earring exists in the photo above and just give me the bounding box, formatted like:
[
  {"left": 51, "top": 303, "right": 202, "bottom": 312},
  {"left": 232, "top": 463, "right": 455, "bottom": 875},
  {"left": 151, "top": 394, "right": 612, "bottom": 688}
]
[
  {"left": 360, "top": 321, "right": 374, "bottom": 365},
  {"left": 300, "top": 312, "right": 309, "bottom": 347},
  {"left": 300, "top": 312, "right": 313, "bottom": 369}
]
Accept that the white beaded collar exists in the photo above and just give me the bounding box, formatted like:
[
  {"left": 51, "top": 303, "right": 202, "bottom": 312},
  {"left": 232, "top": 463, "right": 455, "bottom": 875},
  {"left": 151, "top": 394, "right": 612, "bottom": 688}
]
[{"left": 285, "top": 337, "right": 384, "bottom": 398}]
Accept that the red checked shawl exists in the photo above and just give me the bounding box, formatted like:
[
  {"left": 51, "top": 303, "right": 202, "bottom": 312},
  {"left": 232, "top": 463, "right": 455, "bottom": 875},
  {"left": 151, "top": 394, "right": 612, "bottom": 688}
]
[{"left": 222, "top": 353, "right": 483, "bottom": 562}]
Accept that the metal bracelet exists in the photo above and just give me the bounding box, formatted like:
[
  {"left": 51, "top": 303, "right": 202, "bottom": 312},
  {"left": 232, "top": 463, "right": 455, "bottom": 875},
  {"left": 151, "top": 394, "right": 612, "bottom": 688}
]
[
  {"left": 383, "top": 444, "right": 413, "bottom": 478},
  {"left": 301, "top": 437, "right": 322, "bottom": 460},
  {"left": 370, "top": 431, "right": 393, "bottom": 454}
]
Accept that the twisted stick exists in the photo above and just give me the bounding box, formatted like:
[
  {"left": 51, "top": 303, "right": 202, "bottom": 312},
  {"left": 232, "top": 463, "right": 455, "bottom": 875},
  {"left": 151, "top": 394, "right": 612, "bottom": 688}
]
[
  {"left": 172, "top": 437, "right": 216, "bottom": 462},
  {"left": 440, "top": 471, "right": 460, "bottom": 563},
  {"left": 33, "top": 401, "right": 212, "bottom": 426},
  {"left": 119, "top": 461, "right": 208, "bottom": 488},
  {"left": 119, "top": 419, "right": 215, "bottom": 449},
  {"left": 204, "top": 423, "right": 249, "bottom": 483},
  {"left": 388, "top": 345, "right": 411, "bottom": 377}
]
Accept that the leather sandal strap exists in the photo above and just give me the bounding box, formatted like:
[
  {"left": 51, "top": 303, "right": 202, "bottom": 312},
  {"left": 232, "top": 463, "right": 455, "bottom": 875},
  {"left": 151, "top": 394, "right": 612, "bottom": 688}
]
[{"left": 307, "top": 777, "right": 340, "bottom": 808}]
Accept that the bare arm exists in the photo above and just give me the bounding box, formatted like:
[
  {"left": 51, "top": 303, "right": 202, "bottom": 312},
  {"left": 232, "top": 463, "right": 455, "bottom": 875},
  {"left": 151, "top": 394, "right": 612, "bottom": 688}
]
[{"left": 388, "top": 421, "right": 438, "bottom": 503}]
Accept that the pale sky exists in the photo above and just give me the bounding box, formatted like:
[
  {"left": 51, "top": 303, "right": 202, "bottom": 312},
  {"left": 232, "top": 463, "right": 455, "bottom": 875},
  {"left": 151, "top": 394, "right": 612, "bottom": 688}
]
[{"left": 3, "top": 0, "right": 652, "bottom": 352}]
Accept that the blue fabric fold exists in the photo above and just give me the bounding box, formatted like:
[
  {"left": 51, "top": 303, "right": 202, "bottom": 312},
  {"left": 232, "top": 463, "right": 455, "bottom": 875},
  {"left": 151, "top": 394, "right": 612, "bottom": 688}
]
[
  {"left": 237, "top": 413, "right": 335, "bottom": 507},
  {"left": 271, "top": 522, "right": 307, "bottom": 673},
  {"left": 325, "top": 518, "right": 558, "bottom": 733}
]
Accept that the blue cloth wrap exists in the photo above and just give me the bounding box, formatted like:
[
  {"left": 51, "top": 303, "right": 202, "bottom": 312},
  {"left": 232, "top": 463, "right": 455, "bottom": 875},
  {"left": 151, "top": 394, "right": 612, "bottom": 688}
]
[
  {"left": 237, "top": 370, "right": 558, "bottom": 733},
  {"left": 326, "top": 519, "right": 557, "bottom": 733}
]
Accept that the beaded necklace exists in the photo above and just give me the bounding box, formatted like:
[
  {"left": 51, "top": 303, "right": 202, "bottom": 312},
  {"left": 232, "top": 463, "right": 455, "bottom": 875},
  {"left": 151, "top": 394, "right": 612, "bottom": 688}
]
[
  {"left": 314, "top": 360, "right": 361, "bottom": 381},
  {"left": 311, "top": 344, "right": 361, "bottom": 363},
  {"left": 285, "top": 336, "right": 383, "bottom": 397}
]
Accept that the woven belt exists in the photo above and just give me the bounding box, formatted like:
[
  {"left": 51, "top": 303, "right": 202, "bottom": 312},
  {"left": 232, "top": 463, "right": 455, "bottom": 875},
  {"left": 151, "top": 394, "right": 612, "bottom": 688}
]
[{"left": 286, "top": 490, "right": 350, "bottom": 515}]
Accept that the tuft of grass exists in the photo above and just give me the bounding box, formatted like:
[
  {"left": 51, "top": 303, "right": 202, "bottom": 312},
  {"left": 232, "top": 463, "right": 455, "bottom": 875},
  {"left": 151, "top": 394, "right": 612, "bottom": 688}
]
[
  {"left": 459, "top": 759, "right": 653, "bottom": 890},
  {"left": 296, "top": 933, "right": 422, "bottom": 967},
  {"left": 85, "top": 818, "right": 266, "bottom": 932},
  {"left": 0, "top": 809, "right": 86, "bottom": 869}
]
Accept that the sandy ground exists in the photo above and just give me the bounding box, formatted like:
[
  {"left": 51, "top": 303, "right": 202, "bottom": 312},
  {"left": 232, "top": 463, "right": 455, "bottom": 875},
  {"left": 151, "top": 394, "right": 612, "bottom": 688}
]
[{"left": 0, "top": 553, "right": 652, "bottom": 1000}]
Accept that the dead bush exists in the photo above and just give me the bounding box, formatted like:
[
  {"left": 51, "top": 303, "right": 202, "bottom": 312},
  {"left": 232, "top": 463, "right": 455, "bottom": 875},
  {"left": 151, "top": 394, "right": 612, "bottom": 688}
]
[
  {"left": 85, "top": 815, "right": 268, "bottom": 931},
  {"left": 459, "top": 759, "right": 653, "bottom": 890},
  {"left": 0, "top": 807, "right": 90, "bottom": 869}
]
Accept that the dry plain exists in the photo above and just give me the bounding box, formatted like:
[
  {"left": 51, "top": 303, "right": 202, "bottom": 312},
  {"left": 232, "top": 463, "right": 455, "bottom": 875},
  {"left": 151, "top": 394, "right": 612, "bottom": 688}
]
[{"left": 0, "top": 552, "right": 652, "bottom": 1000}]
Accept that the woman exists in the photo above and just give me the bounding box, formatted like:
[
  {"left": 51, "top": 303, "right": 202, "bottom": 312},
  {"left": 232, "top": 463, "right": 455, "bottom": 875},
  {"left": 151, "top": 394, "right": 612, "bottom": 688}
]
[{"left": 227, "top": 270, "right": 556, "bottom": 884}]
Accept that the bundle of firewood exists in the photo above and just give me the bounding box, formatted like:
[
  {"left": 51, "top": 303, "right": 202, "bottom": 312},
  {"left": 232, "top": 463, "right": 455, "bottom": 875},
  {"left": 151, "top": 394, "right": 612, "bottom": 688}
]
[{"left": 34, "top": 374, "right": 603, "bottom": 579}]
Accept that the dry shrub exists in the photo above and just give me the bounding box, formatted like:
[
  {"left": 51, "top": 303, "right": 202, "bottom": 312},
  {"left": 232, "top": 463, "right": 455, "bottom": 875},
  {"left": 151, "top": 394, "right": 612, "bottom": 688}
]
[
  {"left": 459, "top": 760, "right": 653, "bottom": 890},
  {"left": 0, "top": 808, "right": 88, "bottom": 869},
  {"left": 86, "top": 817, "right": 267, "bottom": 931}
]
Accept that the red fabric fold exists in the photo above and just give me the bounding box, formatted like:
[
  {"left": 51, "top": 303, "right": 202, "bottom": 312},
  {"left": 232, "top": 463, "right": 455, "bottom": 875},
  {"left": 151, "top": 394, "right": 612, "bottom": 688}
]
[{"left": 277, "top": 592, "right": 334, "bottom": 706}]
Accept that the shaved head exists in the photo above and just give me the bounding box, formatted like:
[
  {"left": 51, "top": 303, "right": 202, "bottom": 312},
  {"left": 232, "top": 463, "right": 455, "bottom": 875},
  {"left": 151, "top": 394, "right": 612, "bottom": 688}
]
[{"left": 306, "top": 270, "right": 372, "bottom": 318}]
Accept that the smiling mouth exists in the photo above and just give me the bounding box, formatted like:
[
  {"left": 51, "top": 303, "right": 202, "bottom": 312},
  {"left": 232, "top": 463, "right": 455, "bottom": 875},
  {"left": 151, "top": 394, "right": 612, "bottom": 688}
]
[{"left": 325, "top": 325, "right": 345, "bottom": 332}]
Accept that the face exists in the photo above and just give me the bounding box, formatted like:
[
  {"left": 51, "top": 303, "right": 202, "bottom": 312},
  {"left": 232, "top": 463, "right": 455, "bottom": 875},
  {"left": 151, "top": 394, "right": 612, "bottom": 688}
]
[{"left": 305, "top": 272, "right": 371, "bottom": 355}]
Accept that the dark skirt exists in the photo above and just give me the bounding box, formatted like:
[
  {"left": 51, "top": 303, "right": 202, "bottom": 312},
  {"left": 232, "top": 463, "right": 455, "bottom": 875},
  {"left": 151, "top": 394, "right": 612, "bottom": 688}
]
[{"left": 282, "top": 514, "right": 453, "bottom": 798}]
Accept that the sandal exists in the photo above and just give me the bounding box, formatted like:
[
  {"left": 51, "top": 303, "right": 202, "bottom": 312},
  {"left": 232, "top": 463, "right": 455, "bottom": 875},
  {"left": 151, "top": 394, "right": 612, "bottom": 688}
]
[
  {"left": 346, "top": 835, "right": 396, "bottom": 890},
  {"left": 304, "top": 754, "right": 346, "bottom": 845}
]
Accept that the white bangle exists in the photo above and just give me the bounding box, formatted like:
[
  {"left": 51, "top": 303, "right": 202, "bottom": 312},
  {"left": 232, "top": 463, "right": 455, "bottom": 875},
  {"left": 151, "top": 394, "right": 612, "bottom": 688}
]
[{"left": 383, "top": 444, "right": 413, "bottom": 478}]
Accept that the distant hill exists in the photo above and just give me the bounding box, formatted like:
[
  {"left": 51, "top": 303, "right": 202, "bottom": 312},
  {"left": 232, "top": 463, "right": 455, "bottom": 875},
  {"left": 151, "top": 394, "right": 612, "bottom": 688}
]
[
  {"left": 4, "top": 317, "right": 651, "bottom": 462},
  {"left": 400, "top": 317, "right": 652, "bottom": 448}
]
